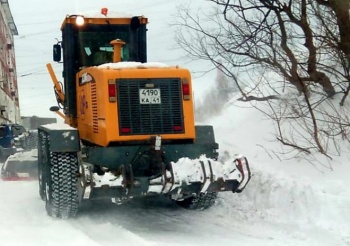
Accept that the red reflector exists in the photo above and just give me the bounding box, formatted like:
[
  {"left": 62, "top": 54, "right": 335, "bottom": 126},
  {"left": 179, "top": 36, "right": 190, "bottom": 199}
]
[
  {"left": 121, "top": 128, "right": 131, "bottom": 133},
  {"left": 173, "top": 126, "right": 183, "bottom": 131},
  {"left": 108, "top": 84, "right": 116, "bottom": 97},
  {"left": 182, "top": 83, "right": 190, "bottom": 96},
  {"left": 182, "top": 79, "right": 190, "bottom": 100},
  {"left": 108, "top": 82, "right": 117, "bottom": 102}
]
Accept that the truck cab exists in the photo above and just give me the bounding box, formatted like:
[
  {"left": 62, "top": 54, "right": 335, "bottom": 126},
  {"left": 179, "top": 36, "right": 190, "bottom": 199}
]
[
  {"left": 53, "top": 12, "right": 148, "bottom": 123},
  {"left": 0, "top": 124, "right": 26, "bottom": 161}
]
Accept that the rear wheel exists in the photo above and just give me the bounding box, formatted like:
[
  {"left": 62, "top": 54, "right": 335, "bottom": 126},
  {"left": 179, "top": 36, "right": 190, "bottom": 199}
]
[
  {"left": 24, "top": 131, "right": 38, "bottom": 150},
  {"left": 175, "top": 192, "right": 218, "bottom": 210},
  {"left": 45, "top": 152, "right": 79, "bottom": 218},
  {"left": 38, "top": 132, "right": 48, "bottom": 201},
  {"left": 38, "top": 167, "right": 45, "bottom": 200}
]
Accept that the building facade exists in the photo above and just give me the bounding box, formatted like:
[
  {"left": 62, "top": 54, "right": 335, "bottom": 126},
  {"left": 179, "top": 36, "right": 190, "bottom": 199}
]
[{"left": 0, "top": 0, "right": 19, "bottom": 124}]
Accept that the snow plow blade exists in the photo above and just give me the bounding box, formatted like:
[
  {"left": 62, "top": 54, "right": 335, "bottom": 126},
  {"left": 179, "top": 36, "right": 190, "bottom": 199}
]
[
  {"left": 149, "top": 155, "right": 251, "bottom": 195},
  {"left": 1, "top": 150, "right": 38, "bottom": 181},
  {"left": 88, "top": 155, "right": 251, "bottom": 199}
]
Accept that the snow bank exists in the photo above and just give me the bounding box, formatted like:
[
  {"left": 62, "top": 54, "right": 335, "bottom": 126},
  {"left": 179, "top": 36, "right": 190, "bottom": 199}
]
[{"left": 206, "top": 97, "right": 350, "bottom": 245}]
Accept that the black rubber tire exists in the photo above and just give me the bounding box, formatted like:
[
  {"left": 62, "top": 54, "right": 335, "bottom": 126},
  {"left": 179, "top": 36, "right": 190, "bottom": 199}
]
[
  {"left": 45, "top": 152, "right": 79, "bottom": 219},
  {"left": 38, "top": 132, "right": 48, "bottom": 201},
  {"left": 25, "top": 132, "right": 38, "bottom": 150},
  {"left": 175, "top": 192, "right": 218, "bottom": 210},
  {"left": 38, "top": 167, "right": 45, "bottom": 201}
]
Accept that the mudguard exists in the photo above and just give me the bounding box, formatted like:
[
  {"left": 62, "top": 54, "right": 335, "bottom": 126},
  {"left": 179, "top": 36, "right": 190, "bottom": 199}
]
[{"left": 38, "top": 124, "right": 80, "bottom": 152}]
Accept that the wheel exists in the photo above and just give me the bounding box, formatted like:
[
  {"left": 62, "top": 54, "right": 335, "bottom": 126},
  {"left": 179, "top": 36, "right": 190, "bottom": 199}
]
[
  {"left": 25, "top": 132, "right": 37, "bottom": 150},
  {"left": 175, "top": 192, "right": 218, "bottom": 210},
  {"left": 38, "top": 132, "right": 48, "bottom": 201},
  {"left": 38, "top": 167, "right": 45, "bottom": 200},
  {"left": 45, "top": 152, "right": 79, "bottom": 219}
]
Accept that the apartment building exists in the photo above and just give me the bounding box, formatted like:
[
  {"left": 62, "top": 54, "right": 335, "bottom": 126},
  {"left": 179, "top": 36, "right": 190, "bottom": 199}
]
[{"left": 0, "top": 0, "right": 19, "bottom": 124}]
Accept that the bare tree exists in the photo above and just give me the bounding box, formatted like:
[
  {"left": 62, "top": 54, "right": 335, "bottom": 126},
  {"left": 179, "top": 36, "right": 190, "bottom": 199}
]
[{"left": 174, "top": 0, "right": 350, "bottom": 161}]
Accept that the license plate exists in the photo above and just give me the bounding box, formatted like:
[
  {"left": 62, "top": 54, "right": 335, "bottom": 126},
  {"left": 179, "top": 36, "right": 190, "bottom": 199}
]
[{"left": 139, "top": 88, "right": 161, "bottom": 104}]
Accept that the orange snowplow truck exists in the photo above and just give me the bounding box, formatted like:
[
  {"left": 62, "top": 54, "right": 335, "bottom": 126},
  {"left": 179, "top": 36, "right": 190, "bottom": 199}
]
[{"left": 39, "top": 9, "right": 251, "bottom": 218}]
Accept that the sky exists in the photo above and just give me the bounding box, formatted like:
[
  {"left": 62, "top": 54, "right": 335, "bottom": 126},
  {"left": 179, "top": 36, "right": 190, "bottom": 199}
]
[
  {"left": 0, "top": 97, "right": 349, "bottom": 246},
  {"left": 9, "top": 0, "right": 215, "bottom": 119}
]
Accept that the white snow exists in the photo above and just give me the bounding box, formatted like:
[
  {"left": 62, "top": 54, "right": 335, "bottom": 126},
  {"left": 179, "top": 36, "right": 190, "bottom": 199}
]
[
  {"left": 41, "top": 123, "right": 76, "bottom": 130},
  {"left": 92, "top": 172, "right": 123, "bottom": 188},
  {"left": 6, "top": 149, "right": 37, "bottom": 161},
  {"left": 171, "top": 156, "right": 244, "bottom": 185},
  {"left": 5, "top": 1, "right": 350, "bottom": 244},
  {"left": 0, "top": 99, "right": 349, "bottom": 246},
  {"left": 98, "top": 61, "right": 171, "bottom": 70}
]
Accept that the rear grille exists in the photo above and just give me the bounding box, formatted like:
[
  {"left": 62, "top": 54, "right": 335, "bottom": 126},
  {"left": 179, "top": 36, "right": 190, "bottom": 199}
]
[{"left": 117, "top": 78, "right": 184, "bottom": 135}]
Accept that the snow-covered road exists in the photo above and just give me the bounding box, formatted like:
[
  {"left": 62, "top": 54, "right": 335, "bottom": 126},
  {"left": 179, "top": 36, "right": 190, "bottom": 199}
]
[
  {"left": 1, "top": 101, "right": 349, "bottom": 246},
  {"left": 0, "top": 166, "right": 348, "bottom": 246}
]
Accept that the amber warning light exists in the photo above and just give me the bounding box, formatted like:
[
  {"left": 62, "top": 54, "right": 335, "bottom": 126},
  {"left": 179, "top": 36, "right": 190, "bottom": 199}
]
[{"left": 101, "top": 8, "right": 108, "bottom": 16}]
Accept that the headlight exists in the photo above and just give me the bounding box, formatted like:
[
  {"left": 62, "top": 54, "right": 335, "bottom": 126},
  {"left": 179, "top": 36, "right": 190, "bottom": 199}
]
[{"left": 76, "top": 16, "right": 85, "bottom": 26}]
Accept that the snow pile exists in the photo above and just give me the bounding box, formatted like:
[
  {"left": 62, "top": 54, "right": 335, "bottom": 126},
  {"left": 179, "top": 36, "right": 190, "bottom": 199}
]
[
  {"left": 7, "top": 149, "right": 37, "bottom": 161},
  {"left": 212, "top": 167, "right": 350, "bottom": 244},
  {"left": 171, "top": 155, "right": 242, "bottom": 184},
  {"left": 93, "top": 172, "right": 123, "bottom": 188},
  {"left": 207, "top": 100, "right": 350, "bottom": 245}
]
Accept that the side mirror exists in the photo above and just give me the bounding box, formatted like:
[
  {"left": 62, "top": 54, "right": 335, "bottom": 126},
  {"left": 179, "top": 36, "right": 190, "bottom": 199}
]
[
  {"left": 53, "top": 44, "right": 61, "bottom": 62},
  {"left": 50, "top": 106, "right": 60, "bottom": 112}
]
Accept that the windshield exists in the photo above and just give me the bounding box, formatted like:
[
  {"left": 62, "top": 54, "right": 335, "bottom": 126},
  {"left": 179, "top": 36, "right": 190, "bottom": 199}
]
[{"left": 77, "top": 30, "right": 130, "bottom": 67}]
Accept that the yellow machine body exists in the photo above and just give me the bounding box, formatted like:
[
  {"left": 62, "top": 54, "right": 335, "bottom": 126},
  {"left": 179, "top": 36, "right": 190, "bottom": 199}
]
[
  {"left": 76, "top": 66, "right": 195, "bottom": 146},
  {"left": 38, "top": 10, "right": 251, "bottom": 220}
]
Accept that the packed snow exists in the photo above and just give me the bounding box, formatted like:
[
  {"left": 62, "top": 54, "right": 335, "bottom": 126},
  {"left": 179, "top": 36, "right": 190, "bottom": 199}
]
[
  {"left": 0, "top": 100, "right": 349, "bottom": 246},
  {"left": 5, "top": 149, "right": 37, "bottom": 162}
]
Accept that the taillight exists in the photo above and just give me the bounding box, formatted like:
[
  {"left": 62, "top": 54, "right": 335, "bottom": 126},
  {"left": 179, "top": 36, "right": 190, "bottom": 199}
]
[
  {"left": 121, "top": 127, "right": 131, "bottom": 133},
  {"left": 173, "top": 126, "right": 183, "bottom": 131},
  {"left": 182, "top": 78, "right": 190, "bottom": 100},
  {"left": 108, "top": 79, "right": 116, "bottom": 102}
]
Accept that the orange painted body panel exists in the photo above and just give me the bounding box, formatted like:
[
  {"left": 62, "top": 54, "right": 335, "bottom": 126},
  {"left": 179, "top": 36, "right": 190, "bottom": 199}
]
[{"left": 76, "top": 66, "right": 195, "bottom": 147}]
